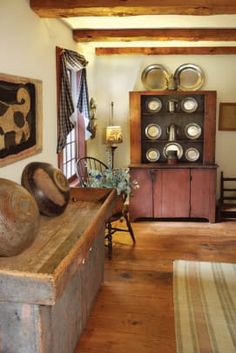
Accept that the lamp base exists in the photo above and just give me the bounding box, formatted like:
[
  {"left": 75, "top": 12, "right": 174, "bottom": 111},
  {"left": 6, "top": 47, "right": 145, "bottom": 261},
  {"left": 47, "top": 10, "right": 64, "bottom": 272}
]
[{"left": 110, "top": 145, "right": 118, "bottom": 169}]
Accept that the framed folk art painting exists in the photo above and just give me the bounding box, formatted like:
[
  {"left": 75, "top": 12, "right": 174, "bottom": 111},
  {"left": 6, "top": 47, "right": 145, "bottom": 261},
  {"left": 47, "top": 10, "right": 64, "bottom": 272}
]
[
  {"left": 219, "top": 102, "right": 236, "bottom": 131},
  {"left": 0, "top": 73, "right": 42, "bottom": 167}
]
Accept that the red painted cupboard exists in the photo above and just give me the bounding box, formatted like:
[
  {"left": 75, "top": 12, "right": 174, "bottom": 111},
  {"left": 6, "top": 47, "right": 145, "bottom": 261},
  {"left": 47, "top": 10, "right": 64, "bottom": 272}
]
[{"left": 129, "top": 91, "right": 217, "bottom": 223}]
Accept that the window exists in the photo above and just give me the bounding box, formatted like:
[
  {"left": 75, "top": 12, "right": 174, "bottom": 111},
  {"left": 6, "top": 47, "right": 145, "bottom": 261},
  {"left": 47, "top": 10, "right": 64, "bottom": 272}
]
[
  {"left": 61, "top": 68, "right": 78, "bottom": 180},
  {"left": 56, "top": 48, "right": 87, "bottom": 182},
  {"left": 62, "top": 127, "right": 76, "bottom": 179}
]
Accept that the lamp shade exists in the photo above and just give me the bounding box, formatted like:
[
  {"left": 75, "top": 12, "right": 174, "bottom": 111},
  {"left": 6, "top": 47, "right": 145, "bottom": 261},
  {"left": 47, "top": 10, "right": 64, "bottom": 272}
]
[{"left": 106, "top": 125, "right": 123, "bottom": 145}]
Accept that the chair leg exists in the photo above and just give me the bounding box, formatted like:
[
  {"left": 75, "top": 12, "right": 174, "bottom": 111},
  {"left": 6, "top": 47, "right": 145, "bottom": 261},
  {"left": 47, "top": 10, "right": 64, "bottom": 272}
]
[
  {"left": 217, "top": 209, "right": 221, "bottom": 223},
  {"left": 124, "top": 214, "right": 136, "bottom": 243},
  {"left": 107, "top": 221, "right": 113, "bottom": 260},
  {"left": 217, "top": 203, "right": 222, "bottom": 222}
]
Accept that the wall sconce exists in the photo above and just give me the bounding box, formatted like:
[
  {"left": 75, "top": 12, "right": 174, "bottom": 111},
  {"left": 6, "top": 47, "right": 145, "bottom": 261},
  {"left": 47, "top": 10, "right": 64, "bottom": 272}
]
[{"left": 105, "top": 102, "right": 123, "bottom": 168}]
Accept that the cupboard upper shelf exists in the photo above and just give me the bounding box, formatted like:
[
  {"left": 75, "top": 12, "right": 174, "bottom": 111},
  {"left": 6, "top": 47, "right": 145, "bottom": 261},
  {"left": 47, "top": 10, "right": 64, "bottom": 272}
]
[{"left": 129, "top": 90, "right": 216, "bottom": 165}]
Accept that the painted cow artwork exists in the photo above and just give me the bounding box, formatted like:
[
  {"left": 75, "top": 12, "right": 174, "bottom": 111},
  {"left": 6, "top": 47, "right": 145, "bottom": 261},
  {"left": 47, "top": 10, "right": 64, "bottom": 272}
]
[{"left": 0, "top": 86, "right": 31, "bottom": 151}]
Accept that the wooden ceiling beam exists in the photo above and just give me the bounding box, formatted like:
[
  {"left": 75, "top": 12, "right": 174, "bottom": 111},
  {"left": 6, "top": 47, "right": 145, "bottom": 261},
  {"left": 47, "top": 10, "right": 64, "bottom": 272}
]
[
  {"left": 73, "top": 28, "right": 236, "bottom": 42},
  {"left": 95, "top": 46, "right": 236, "bottom": 55},
  {"left": 30, "top": 0, "right": 236, "bottom": 17}
]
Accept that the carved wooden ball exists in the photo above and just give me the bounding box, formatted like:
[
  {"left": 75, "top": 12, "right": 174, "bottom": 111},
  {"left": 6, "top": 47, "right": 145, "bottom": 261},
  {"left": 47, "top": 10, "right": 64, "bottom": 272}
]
[
  {"left": 21, "top": 162, "right": 70, "bottom": 217},
  {"left": 0, "top": 178, "right": 40, "bottom": 257}
]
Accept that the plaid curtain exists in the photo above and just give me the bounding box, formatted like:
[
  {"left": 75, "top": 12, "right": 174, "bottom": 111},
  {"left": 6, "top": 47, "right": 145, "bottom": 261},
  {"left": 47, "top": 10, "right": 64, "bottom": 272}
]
[
  {"left": 57, "top": 49, "right": 88, "bottom": 153},
  {"left": 77, "top": 68, "right": 91, "bottom": 135}
]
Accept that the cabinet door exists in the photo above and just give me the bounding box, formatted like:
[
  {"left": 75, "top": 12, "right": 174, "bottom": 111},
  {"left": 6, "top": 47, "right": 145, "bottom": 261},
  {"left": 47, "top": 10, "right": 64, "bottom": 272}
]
[
  {"left": 153, "top": 169, "right": 190, "bottom": 218},
  {"left": 81, "top": 228, "right": 105, "bottom": 328},
  {"left": 129, "top": 168, "right": 153, "bottom": 221},
  {"left": 191, "top": 169, "right": 216, "bottom": 222}
]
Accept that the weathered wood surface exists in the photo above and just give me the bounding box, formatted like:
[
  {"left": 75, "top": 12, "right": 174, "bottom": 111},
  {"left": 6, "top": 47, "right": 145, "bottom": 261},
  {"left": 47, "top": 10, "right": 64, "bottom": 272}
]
[
  {"left": 96, "top": 46, "right": 236, "bottom": 56},
  {"left": 0, "top": 187, "right": 115, "bottom": 304},
  {"left": 129, "top": 163, "right": 218, "bottom": 169},
  {"left": 129, "top": 166, "right": 217, "bottom": 222},
  {"left": 73, "top": 28, "right": 236, "bottom": 42},
  {"left": 130, "top": 91, "right": 141, "bottom": 164},
  {"left": 75, "top": 220, "right": 236, "bottom": 353},
  {"left": 129, "top": 91, "right": 217, "bottom": 225},
  {"left": 0, "top": 187, "right": 115, "bottom": 353},
  {"left": 38, "top": 227, "right": 105, "bottom": 353},
  {"left": 203, "top": 91, "right": 217, "bottom": 164},
  {"left": 0, "top": 302, "right": 41, "bottom": 353},
  {"left": 30, "top": 0, "right": 236, "bottom": 17},
  {"left": 191, "top": 169, "right": 216, "bottom": 223}
]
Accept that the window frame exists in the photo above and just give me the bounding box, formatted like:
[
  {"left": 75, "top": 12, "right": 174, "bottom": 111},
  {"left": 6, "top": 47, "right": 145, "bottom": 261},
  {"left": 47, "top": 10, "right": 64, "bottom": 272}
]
[{"left": 56, "top": 47, "right": 86, "bottom": 183}]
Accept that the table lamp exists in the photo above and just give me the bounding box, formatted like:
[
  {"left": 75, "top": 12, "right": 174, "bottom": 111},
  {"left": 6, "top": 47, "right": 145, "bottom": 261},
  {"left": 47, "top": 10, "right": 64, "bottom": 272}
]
[
  {"left": 106, "top": 125, "right": 123, "bottom": 168},
  {"left": 105, "top": 102, "right": 123, "bottom": 168}
]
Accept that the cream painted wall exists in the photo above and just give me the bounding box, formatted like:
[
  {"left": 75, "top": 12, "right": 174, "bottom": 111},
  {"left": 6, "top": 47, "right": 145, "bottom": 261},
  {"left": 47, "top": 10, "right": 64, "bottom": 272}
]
[
  {"left": 0, "top": 0, "right": 77, "bottom": 183},
  {"left": 81, "top": 42, "right": 236, "bottom": 189},
  {"left": 0, "top": 1, "right": 236, "bottom": 193}
]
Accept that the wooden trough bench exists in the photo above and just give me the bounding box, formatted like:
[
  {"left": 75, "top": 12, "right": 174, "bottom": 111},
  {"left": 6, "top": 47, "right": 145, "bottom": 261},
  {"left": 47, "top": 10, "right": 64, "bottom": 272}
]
[{"left": 0, "top": 187, "right": 115, "bottom": 353}]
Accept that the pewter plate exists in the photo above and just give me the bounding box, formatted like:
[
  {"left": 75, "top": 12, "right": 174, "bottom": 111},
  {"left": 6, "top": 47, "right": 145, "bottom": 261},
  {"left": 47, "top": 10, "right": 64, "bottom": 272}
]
[
  {"left": 174, "top": 63, "right": 205, "bottom": 91},
  {"left": 185, "top": 147, "right": 200, "bottom": 162},
  {"left": 181, "top": 97, "right": 199, "bottom": 113},
  {"left": 141, "top": 64, "right": 169, "bottom": 90},
  {"left": 163, "top": 142, "right": 183, "bottom": 159},
  {"left": 145, "top": 123, "right": 162, "bottom": 140},
  {"left": 185, "top": 123, "right": 202, "bottom": 140},
  {"left": 146, "top": 148, "right": 160, "bottom": 162},
  {"left": 146, "top": 97, "right": 162, "bottom": 113}
]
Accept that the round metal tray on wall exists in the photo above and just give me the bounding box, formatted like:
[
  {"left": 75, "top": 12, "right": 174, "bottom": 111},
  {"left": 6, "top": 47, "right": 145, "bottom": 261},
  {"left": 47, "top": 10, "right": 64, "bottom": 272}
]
[
  {"left": 174, "top": 63, "right": 205, "bottom": 91},
  {"left": 141, "top": 64, "right": 169, "bottom": 90}
]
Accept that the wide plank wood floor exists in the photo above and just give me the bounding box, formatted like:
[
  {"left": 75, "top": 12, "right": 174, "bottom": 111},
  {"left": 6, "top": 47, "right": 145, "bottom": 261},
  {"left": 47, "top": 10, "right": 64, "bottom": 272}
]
[{"left": 75, "top": 220, "right": 236, "bottom": 353}]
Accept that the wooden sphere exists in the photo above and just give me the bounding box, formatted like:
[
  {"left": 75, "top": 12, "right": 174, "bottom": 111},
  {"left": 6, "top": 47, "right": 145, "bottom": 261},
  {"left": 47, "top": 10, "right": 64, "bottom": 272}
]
[
  {"left": 0, "top": 178, "right": 40, "bottom": 257},
  {"left": 21, "top": 162, "right": 70, "bottom": 217}
]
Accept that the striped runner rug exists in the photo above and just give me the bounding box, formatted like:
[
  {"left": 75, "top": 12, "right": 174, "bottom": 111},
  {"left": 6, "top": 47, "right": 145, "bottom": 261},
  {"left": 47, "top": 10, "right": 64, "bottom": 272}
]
[{"left": 173, "top": 260, "right": 236, "bottom": 353}]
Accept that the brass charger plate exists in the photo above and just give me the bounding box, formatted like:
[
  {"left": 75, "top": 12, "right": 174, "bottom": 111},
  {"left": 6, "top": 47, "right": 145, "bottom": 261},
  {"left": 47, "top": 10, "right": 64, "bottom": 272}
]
[
  {"left": 174, "top": 64, "right": 205, "bottom": 91},
  {"left": 141, "top": 64, "right": 169, "bottom": 90}
]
